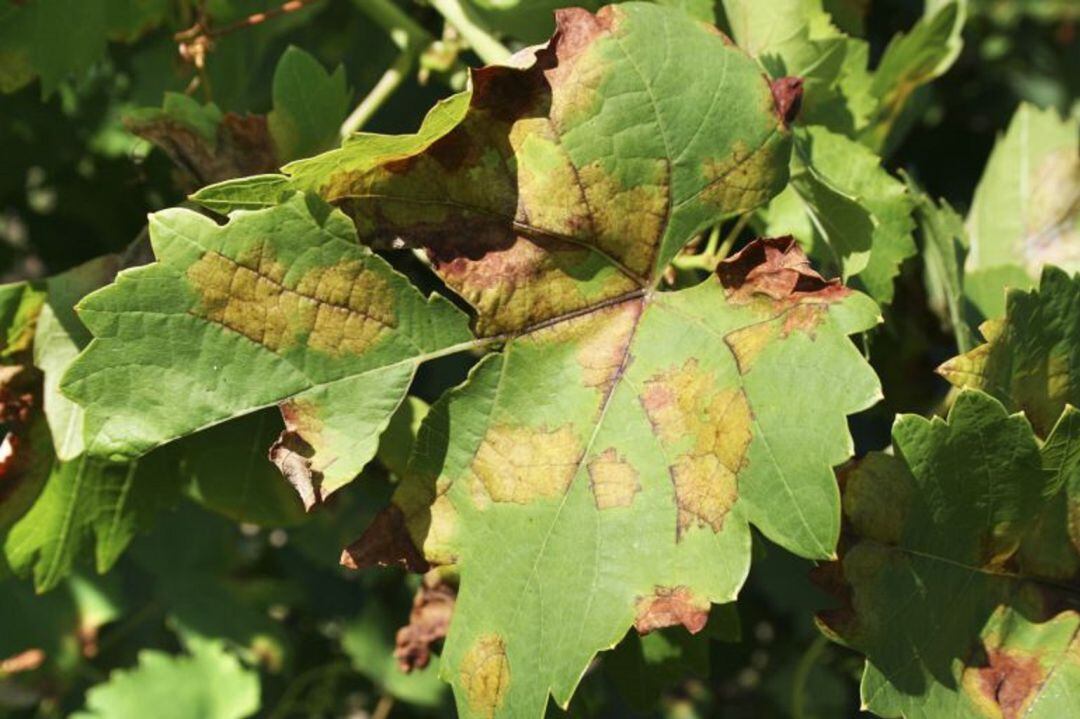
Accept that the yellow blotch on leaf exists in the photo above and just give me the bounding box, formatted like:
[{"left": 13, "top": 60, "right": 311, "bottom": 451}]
[
  {"left": 187, "top": 243, "right": 396, "bottom": 356},
  {"left": 579, "top": 159, "right": 668, "bottom": 277},
  {"left": 724, "top": 321, "right": 777, "bottom": 374},
  {"left": 588, "top": 448, "right": 640, "bottom": 509},
  {"left": 641, "top": 359, "right": 752, "bottom": 535},
  {"left": 470, "top": 424, "right": 582, "bottom": 504},
  {"left": 459, "top": 634, "right": 510, "bottom": 719}
]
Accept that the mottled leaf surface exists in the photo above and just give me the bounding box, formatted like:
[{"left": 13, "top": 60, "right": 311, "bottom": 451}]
[
  {"left": 195, "top": 3, "right": 793, "bottom": 335},
  {"left": 355, "top": 237, "right": 879, "bottom": 718},
  {"left": 62, "top": 194, "right": 473, "bottom": 504},
  {"left": 965, "top": 103, "right": 1080, "bottom": 319},
  {"left": 940, "top": 267, "right": 1080, "bottom": 437},
  {"left": 818, "top": 391, "right": 1080, "bottom": 719}
]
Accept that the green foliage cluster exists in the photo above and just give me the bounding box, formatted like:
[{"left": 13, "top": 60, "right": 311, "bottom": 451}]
[{"left": 0, "top": 1, "right": 1077, "bottom": 718}]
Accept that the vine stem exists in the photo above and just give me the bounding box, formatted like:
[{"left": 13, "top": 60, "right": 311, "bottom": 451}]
[
  {"left": 340, "top": 50, "right": 413, "bottom": 137},
  {"left": 672, "top": 212, "right": 751, "bottom": 271},
  {"left": 428, "top": 0, "right": 510, "bottom": 64},
  {"left": 372, "top": 694, "right": 395, "bottom": 719},
  {"left": 791, "top": 634, "right": 828, "bottom": 719}
]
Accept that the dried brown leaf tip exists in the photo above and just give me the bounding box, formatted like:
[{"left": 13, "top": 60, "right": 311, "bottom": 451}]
[
  {"left": 340, "top": 504, "right": 430, "bottom": 573},
  {"left": 770, "top": 76, "right": 804, "bottom": 127},
  {"left": 634, "top": 586, "right": 710, "bottom": 635},
  {"left": 395, "top": 572, "right": 457, "bottom": 672},
  {"left": 717, "top": 236, "right": 848, "bottom": 305},
  {"left": 269, "top": 428, "right": 321, "bottom": 511}
]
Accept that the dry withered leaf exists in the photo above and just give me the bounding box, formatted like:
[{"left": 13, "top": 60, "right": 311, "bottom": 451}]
[{"left": 395, "top": 572, "right": 457, "bottom": 672}]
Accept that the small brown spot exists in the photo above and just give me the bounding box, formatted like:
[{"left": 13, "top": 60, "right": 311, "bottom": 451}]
[
  {"left": 341, "top": 504, "right": 430, "bottom": 573},
  {"left": 395, "top": 572, "right": 456, "bottom": 672},
  {"left": 459, "top": 634, "right": 511, "bottom": 719},
  {"left": 770, "top": 76, "right": 804, "bottom": 127},
  {"left": 588, "top": 448, "right": 640, "bottom": 509},
  {"left": 717, "top": 236, "right": 849, "bottom": 306},
  {"left": 964, "top": 645, "right": 1048, "bottom": 719},
  {"left": 634, "top": 586, "right": 710, "bottom": 634}
]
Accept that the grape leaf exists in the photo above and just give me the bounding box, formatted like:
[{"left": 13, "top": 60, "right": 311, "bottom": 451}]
[
  {"left": 72, "top": 638, "right": 260, "bottom": 719},
  {"left": 761, "top": 125, "right": 915, "bottom": 304},
  {"left": 964, "top": 103, "right": 1080, "bottom": 320},
  {"left": 62, "top": 193, "right": 475, "bottom": 507},
  {"left": 721, "top": 0, "right": 964, "bottom": 152},
  {"left": 906, "top": 175, "right": 975, "bottom": 352},
  {"left": 347, "top": 236, "right": 880, "bottom": 718},
  {"left": 939, "top": 266, "right": 1080, "bottom": 437},
  {"left": 858, "top": 0, "right": 965, "bottom": 153},
  {"left": 816, "top": 390, "right": 1080, "bottom": 719},
  {"left": 720, "top": 0, "right": 853, "bottom": 129},
  {"left": 267, "top": 46, "right": 350, "bottom": 163},
  {"left": 0, "top": 0, "right": 169, "bottom": 96},
  {"left": 193, "top": 3, "right": 794, "bottom": 335},
  {"left": 126, "top": 93, "right": 279, "bottom": 190}
]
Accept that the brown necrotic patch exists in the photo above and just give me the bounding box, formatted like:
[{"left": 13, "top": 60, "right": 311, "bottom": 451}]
[
  {"left": 186, "top": 243, "right": 396, "bottom": 356},
  {"left": 588, "top": 448, "right": 640, "bottom": 510},
  {"left": 963, "top": 644, "right": 1049, "bottom": 719},
  {"left": 640, "top": 359, "right": 751, "bottom": 537},
  {"left": 469, "top": 424, "right": 583, "bottom": 504},
  {"left": 459, "top": 634, "right": 511, "bottom": 719},
  {"left": 718, "top": 236, "right": 849, "bottom": 307},
  {"left": 634, "top": 586, "right": 710, "bottom": 635}
]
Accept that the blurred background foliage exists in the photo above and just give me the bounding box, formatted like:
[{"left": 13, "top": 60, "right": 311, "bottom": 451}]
[{"left": 0, "top": 1, "right": 1076, "bottom": 717}]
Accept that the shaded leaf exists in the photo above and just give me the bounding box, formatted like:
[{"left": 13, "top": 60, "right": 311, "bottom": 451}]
[
  {"left": 126, "top": 94, "right": 279, "bottom": 190},
  {"left": 939, "top": 267, "right": 1080, "bottom": 437},
  {"left": 906, "top": 175, "right": 976, "bottom": 352},
  {"left": 817, "top": 390, "right": 1080, "bottom": 719}
]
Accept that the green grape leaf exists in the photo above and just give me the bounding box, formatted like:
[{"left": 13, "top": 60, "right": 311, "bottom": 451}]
[
  {"left": 126, "top": 93, "right": 280, "bottom": 190},
  {"left": 62, "top": 193, "right": 474, "bottom": 508},
  {"left": 267, "top": 46, "right": 350, "bottom": 163},
  {"left": 72, "top": 638, "right": 260, "bottom": 719},
  {"left": 0, "top": 0, "right": 169, "bottom": 96},
  {"left": 193, "top": 3, "right": 793, "bottom": 336},
  {"left": 964, "top": 103, "right": 1080, "bottom": 320},
  {"left": 32, "top": 256, "right": 121, "bottom": 461},
  {"left": 858, "top": 0, "right": 965, "bottom": 152},
  {"left": 906, "top": 174, "right": 976, "bottom": 352},
  {"left": 177, "top": 409, "right": 305, "bottom": 528},
  {"left": 720, "top": 0, "right": 854, "bottom": 129},
  {"left": 3, "top": 450, "right": 183, "bottom": 593},
  {"left": 816, "top": 390, "right": 1080, "bottom": 719},
  {"left": 761, "top": 126, "right": 915, "bottom": 304},
  {"left": 939, "top": 267, "right": 1080, "bottom": 437},
  {"left": 347, "top": 236, "right": 880, "bottom": 718}
]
